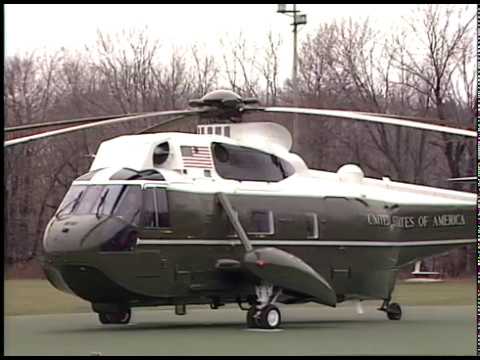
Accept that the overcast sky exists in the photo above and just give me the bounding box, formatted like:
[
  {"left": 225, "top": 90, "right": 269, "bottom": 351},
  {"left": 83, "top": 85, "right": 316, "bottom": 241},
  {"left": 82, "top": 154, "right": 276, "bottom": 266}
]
[
  {"left": 4, "top": 5, "right": 415, "bottom": 54},
  {"left": 5, "top": 4, "right": 417, "bottom": 53},
  {"left": 4, "top": 4, "right": 474, "bottom": 82}
]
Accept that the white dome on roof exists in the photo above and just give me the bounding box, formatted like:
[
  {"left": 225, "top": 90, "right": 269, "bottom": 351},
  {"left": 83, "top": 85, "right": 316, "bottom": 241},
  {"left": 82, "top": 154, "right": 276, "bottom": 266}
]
[{"left": 337, "top": 164, "right": 364, "bottom": 183}]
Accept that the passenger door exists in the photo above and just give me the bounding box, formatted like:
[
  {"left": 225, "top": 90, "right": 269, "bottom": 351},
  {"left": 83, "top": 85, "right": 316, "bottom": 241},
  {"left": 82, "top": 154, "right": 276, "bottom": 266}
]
[{"left": 134, "top": 185, "right": 176, "bottom": 295}]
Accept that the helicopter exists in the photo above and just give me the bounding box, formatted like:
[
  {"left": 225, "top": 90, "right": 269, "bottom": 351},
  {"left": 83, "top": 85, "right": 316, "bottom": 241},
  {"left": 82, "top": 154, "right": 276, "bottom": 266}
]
[{"left": 5, "top": 89, "right": 476, "bottom": 329}]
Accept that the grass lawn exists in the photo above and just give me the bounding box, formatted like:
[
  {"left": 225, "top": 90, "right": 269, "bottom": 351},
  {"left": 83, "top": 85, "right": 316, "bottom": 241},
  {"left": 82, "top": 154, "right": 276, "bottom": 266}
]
[
  {"left": 4, "top": 278, "right": 475, "bottom": 316},
  {"left": 5, "top": 279, "right": 92, "bottom": 316},
  {"left": 391, "top": 279, "right": 475, "bottom": 306}
]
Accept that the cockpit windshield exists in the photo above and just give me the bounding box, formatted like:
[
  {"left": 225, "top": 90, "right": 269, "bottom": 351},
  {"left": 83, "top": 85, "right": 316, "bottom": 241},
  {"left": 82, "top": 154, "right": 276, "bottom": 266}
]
[{"left": 56, "top": 185, "right": 142, "bottom": 225}]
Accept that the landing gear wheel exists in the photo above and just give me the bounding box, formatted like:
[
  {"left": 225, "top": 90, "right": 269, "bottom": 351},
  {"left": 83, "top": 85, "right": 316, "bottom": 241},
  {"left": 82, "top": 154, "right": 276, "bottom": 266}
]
[
  {"left": 258, "top": 304, "right": 281, "bottom": 329},
  {"left": 99, "top": 309, "right": 131, "bottom": 324},
  {"left": 246, "top": 307, "right": 259, "bottom": 328},
  {"left": 386, "top": 302, "right": 402, "bottom": 320}
]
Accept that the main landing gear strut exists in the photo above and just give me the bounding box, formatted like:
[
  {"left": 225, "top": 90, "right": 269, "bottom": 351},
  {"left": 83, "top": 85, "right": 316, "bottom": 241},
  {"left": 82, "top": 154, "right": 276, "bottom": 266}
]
[
  {"left": 378, "top": 299, "right": 402, "bottom": 320},
  {"left": 218, "top": 193, "right": 283, "bottom": 330},
  {"left": 246, "top": 284, "right": 283, "bottom": 329}
]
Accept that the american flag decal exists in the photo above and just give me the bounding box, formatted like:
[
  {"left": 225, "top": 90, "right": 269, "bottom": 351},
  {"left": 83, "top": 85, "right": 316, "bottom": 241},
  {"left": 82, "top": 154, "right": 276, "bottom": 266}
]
[{"left": 181, "top": 146, "right": 213, "bottom": 168}]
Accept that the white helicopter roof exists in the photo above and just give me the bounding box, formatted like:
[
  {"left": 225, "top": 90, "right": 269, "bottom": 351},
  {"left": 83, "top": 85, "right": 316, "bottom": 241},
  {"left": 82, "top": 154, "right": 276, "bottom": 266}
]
[
  {"left": 90, "top": 122, "right": 304, "bottom": 173},
  {"left": 86, "top": 121, "right": 475, "bottom": 207},
  {"left": 90, "top": 132, "right": 225, "bottom": 171}
]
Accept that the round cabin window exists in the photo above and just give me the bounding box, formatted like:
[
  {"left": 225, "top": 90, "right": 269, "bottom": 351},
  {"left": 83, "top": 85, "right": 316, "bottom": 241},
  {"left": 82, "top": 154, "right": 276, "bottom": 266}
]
[{"left": 153, "top": 142, "right": 170, "bottom": 166}]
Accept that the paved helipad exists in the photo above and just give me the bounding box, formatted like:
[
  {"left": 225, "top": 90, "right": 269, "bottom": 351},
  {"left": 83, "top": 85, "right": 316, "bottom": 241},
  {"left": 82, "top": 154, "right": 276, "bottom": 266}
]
[{"left": 4, "top": 304, "right": 476, "bottom": 356}]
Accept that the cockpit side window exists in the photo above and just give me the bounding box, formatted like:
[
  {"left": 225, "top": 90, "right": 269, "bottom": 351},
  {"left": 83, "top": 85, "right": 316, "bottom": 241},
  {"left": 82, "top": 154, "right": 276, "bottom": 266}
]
[
  {"left": 113, "top": 186, "right": 142, "bottom": 225},
  {"left": 212, "top": 142, "right": 294, "bottom": 182}
]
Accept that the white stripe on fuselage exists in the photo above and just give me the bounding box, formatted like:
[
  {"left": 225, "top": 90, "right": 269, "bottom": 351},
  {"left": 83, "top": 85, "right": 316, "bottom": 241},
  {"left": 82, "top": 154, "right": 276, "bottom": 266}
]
[{"left": 136, "top": 238, "right": 475, "bottom": 247}]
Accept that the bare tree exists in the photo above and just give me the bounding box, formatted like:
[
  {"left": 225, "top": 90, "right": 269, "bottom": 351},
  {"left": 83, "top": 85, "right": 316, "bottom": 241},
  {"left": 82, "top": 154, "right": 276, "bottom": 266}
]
[
  {"left": 94, "top": 28, "right": 161, "bottom": 113},
  {"left": 220, "top": 33, "right": 261, "bottom": 98},
  {"left": 5, "top": 51, "right": 63, "bottom": 263},
  {"left": 5, "top": 51, "right": 60, "bottom": 126},
  {"left": 152, "top": 49, "right": 192, "bottom": 109},
  {"left": 190, "top": 45, "right": 219, "bottom": 98},
  {"left": 389, "top": 4, "right": 476, "bottom": 183},
  {"left": 258, "top": 32, "right": 282, "bottom": 106}
]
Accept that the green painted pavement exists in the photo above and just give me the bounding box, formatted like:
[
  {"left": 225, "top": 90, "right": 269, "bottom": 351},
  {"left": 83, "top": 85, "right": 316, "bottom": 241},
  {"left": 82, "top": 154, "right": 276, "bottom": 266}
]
[{"left": 4, "top": 304, "right": 476, "bottom": 356}]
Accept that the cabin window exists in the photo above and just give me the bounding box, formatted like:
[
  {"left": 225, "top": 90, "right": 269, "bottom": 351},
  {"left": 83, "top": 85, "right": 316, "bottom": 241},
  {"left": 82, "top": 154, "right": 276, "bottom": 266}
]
[
  {"left": 207, "top": 127, "right": 213, "bottom": 135},
  {"left": 248, "top": 210, "right": 274, "bottom": 235},
  {"left": 212, "top": 142, "right": 295, "bottom": 182},
  {"left": 306, "top": 213, "right": 319, "bottom": 239},
  {"left": 143, "top": 188, "right": 170, "bottom": 228},
  {"left": 215, "top": 127, "right": 222, "bottom": 135},
  {"left": 153, "top": 142, "right": 170, "bottom": 166}
]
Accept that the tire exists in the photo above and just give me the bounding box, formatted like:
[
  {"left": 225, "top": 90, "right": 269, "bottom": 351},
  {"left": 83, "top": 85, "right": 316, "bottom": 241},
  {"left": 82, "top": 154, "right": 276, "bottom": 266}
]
[
  {"left": 258, "top": 305, "right": 281, "bottom": 329},
  {"left": 99, "top": 312, "right": 110, "bottom": 324},
  {"left": 99, "top": 310, "right": 131, "bottom": 324},
  {"left": 387, "top": 302, "right": 402, "bottom": 320},
  {"left": 246, "top": 307, "right": 259, "bottom": 328}
]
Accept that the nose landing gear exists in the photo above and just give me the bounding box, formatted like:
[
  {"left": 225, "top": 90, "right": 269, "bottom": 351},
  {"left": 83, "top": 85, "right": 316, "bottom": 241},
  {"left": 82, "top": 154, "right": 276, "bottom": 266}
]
[{"left": 246, "top": 284, "right": 283, "bottom": 329}]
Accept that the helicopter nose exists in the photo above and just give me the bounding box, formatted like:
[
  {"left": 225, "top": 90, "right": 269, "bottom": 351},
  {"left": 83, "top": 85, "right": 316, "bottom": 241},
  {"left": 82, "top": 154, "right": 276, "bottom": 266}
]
[{"left": 43, "top": 215, "right": 137, "bottom": 253}]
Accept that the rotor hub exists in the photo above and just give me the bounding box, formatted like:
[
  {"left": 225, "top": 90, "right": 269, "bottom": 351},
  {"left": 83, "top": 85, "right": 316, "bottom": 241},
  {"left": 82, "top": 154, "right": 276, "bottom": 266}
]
[{"left": 189, "top": 90, "right": 259, "bottom": 123}]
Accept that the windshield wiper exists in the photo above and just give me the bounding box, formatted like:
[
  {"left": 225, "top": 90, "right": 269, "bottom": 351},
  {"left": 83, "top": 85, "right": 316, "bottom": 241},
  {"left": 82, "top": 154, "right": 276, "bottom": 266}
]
[
  {"left": 111, "top": 186, "right": 127, "bottom": 213},
  {"left": 271, "top": 154, "right": 287, "bottom": 178},
  {"left": 95, "top": 189, "right": 110, "bottom": 219},
  {"left": 56, "top": 191, "right": 84, "bottom": 219}
]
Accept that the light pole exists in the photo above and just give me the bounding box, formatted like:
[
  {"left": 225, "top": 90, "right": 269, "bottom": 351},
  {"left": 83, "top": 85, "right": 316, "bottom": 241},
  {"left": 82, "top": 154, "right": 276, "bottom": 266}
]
[{"left": 277, "top": 4, "right": 307, "bottom": 149}]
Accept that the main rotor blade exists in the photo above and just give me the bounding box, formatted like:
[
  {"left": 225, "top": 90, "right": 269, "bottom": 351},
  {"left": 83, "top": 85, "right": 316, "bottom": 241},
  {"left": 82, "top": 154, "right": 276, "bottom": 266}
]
[
  {"left": 263, "top": 107, "right": 477, "bottom": 138},
  {"left": 447, "top": 177, "right": 476, "bottom": 182},
  {"left": 5, "top": 113, "right": 142, "bottom": 133},
  {"left": 4, "top": 109, "right": 206, "bottom": 148},
  {"left": 134, "top": 114, "right": 188, "bottom": 134}
]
